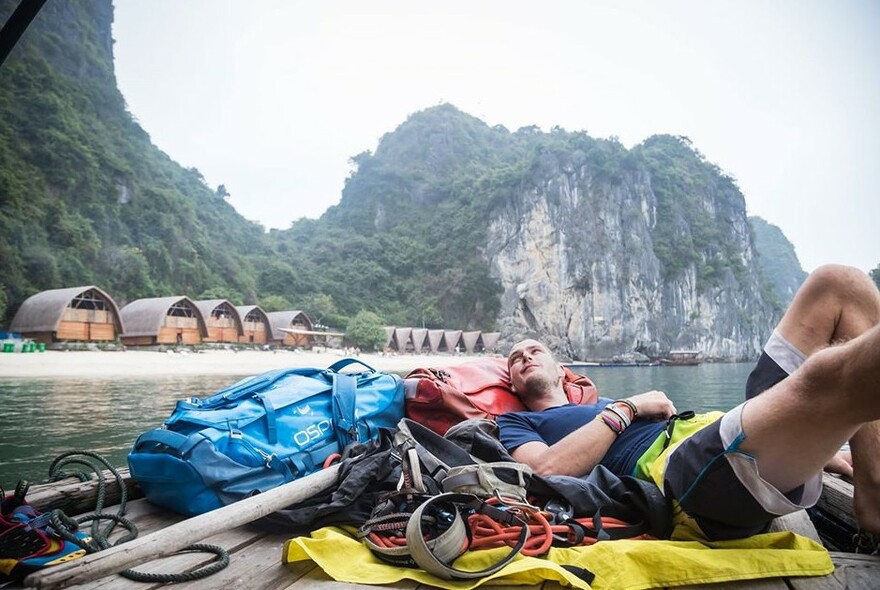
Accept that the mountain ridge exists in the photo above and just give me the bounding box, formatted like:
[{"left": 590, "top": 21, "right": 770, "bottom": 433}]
[{"left": 0, "top": 0, "right": 807, "bottom": 359}]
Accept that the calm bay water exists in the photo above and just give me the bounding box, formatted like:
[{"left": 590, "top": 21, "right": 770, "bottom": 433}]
[{"left": 0, "top": 363, "right": 754, "bottom": 489}]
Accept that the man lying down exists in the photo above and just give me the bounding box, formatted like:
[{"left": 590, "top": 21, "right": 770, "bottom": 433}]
[{"left": 496, "top": 264, "right": 880, "bottom": 541}]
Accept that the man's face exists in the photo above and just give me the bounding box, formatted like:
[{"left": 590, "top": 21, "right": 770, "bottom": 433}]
[{"left": 507, "top": 339, "right": 564, "bottom": 400}]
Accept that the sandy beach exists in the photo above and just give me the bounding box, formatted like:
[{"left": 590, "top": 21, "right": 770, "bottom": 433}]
[{"left": 0, "top": 348, "right": 499, "bottom": 379}]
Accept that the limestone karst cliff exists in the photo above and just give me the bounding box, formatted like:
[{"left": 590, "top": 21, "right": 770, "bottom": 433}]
[{"left": 487, "top": 139, "right": 776, "bottom": 361}]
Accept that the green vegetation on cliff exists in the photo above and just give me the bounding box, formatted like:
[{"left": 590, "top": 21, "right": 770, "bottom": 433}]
[
  {"left": 634, "top": 135, "right": 750, "bottom": 291},
  {"left": 749, "top": 216, "right": 807, "bottom": 309},
  {"left": 0, "top": 1, "right": 263, "bottom": 320}
]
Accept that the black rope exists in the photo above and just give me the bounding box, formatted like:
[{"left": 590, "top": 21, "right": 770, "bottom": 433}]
[
  {"left": 42, "top": 450, "right": 230, "bottom": 583},
  {"left": 118, "top": 544, "right": 230, "bottom": 583}
]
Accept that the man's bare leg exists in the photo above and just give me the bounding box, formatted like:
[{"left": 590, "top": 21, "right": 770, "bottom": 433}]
[
  {"left": 738, "top": 324, "right": 880, "bottom": 532},
  {"left": 775, "top": 264, "right": 880, "bottom": 354},
  {"left": 771, "top": 265, "right": 880, "bottom": 531}
]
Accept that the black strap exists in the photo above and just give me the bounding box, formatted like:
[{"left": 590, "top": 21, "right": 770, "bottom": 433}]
[
  {"left": 0, "top": 0, "right": 47, "bottom": 69},
  {"left": 661, "top": 410, "right": 696, "bottom": 450}
]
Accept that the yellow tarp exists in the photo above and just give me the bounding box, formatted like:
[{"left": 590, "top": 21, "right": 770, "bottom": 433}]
[{"left": 283, "top": 526, "right": 833, "bottom": 590}]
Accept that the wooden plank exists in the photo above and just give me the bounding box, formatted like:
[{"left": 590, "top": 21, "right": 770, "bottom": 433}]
[
  {"left": 818, "top": 476, "right": 856, "bottom": 530},
  {"left": 154, "top": 533, "right": 305, "bottom": 590},
  {"left": 24, "top": 464, "right": 340, "bottom": 590},
  {"left": 182, "top": 328, "right": 201, "bottom": 345},
  {"left": 788, "top": 552, "right": 880, "bottom": 590},
  {"left": 286, "top": 568, "right": 419, "bottom": 590},
  {"left": 220, "top": 327, "right": 239, "bottom": 342},
  {"left": 70, "top": 525, "right": 270, "bottom": 590},
  {"left": 93, "top": 498, "right": 186, "bottom": 539},
  {"left": 57, "top": 322, "right": 89, "bottom": 341},
  {"left": 89, "top": 323, "right": 115, "bottom": 341},
  {"left": 768, "top": 510, "right": 822, "bottom": 543},
  {"left": 673, "top": 579, "right": 789, "bottom": 590},
  {"left": 27, "top": 468, "right": 141, "bottom": 516}
]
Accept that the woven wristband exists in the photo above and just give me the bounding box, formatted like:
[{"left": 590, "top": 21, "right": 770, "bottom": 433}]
[
  {"left": 597, "top": 412, "right": 623, "bottom": 435},
  {"left": 614, "top": 399, "right": 638, "bottom": 419},
  {"left": 604, "top": 404, "right": 631, "bottom": 429}
]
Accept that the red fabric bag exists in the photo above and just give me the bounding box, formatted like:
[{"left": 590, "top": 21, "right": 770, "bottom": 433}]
[{"left": 404, "top": 357, "right": 599, "bottom": 434}]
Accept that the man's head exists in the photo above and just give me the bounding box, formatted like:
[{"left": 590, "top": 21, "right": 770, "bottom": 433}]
[{"left": 507, "top": 339, "right": 566, "bottom": 406}]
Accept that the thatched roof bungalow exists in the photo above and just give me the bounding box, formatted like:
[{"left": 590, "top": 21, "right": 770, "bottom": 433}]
[
  {"left": 443, "top": 330, "right": 463, "bottom": 353},
  {"left": 426, "top": 329, "right": 445, "bottom": 353},
  {"left": 461, "top": 331, "right": 481, "bottom": 354},
  {"left": 411, "top": 328, "right": 428, "bottom": 353},
  {"left": 10, "top": 286, "right": 123, "bottom": 344},
  {"left": 193, "top": 299, "right": 243, "bottom": 343},
  {"left": 393, "top": 327, "right": 413, "bottom": 352},
  {"left": 120, "top": 296, "right": 207, "bottom": 346},
  {"left": 236, "top": 305, "right": 272, "bottom": 345},
  {"left": 383, "top": 327, "right": 395, "bottom": 350},
  {"left": 265, "top": 310, "right": 314, "bottom": 348},
  {"left": 480, "top": 332, "right": 501, "bottom": 353}
]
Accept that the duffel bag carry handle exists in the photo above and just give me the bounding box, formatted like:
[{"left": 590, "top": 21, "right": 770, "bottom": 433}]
[
  {"left": 134, "top": 429, "right": 203, "bottom": 457},
  {"left": 327, "top": 357, "right": 378, "bottom": 374}
]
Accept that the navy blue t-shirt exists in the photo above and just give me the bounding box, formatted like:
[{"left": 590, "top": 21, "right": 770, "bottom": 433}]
[{"left": 497, "top": 400, "right": 666, "bottom": 477}]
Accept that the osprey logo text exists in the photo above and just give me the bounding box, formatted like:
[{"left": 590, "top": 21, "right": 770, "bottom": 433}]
[{"left": 293, "top": 419, "right": 332, "bottom": 446}]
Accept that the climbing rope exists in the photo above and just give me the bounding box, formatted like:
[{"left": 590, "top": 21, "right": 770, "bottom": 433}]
[
  {"left": 43, "top": 450, "right": 230, "bottom": 583},
  {"left": 467, "top": 497, "right": 654, "bottom": 556}
]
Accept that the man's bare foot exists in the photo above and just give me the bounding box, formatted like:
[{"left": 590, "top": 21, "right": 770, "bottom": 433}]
[{"left": 825, "top": 450, "right": 853, "bottom": 479}]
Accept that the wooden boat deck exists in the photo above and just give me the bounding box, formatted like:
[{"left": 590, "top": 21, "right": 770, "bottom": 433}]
[{"left": 20, "top": 473, "right": 880, "bottom": 590}]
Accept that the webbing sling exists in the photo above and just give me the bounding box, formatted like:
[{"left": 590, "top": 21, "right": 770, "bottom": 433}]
[{"left": 405, "top": 493, "right": 529, "bottom": 580}]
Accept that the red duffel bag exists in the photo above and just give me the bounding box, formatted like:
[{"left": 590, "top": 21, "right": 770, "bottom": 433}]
[{"left": 404, "top": 357, "right": 599, "bottom": 435}]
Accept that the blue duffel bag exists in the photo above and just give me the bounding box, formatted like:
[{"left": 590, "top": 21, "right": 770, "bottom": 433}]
[{"left": 127, "top": 358, "right": 404, "bottom": 515}]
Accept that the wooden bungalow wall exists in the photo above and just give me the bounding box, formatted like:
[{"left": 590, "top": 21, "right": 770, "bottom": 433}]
[
  {"left": 157, "top": 315, "right": 202, "bottom": 345},
  {"left": 282, "top": 332, "right": 310, "bottom": 347},
  {"left": 204, "top": 317, "right": 239, "bottom": 343},
  {"left": 56, "top": 308, "right": 115, "bottom": 341},
  {"left": 240, "top": 321, "right": 267, "bottom": 344}
]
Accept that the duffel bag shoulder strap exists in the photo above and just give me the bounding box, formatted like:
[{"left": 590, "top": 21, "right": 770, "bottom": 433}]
[
  {"left": 406, "top": 493, "right": 528, "bottom": 580},
  {"left": 331, "top": 372, "right": 358, "bottom": 446},
  {"left": 327, "top": 357, "right": 375, "bottom": 447}
]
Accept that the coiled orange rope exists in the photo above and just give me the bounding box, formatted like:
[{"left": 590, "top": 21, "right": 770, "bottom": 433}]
[{"left": 468, "top": 497, "right": 654, "bottom": 556}]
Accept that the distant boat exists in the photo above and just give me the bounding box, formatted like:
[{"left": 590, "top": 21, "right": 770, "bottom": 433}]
[
  {"left": 564, "top": 360, "right": 660, "bottom": 369},
  {"left": 564, "top": 361, "right": 601, "bottom": 369},
  {"left": 598, "top": 360, "right": 660, "bottom": 367},
  {"left": 659, "top": 350, "right": 702, "bottom": 366}
]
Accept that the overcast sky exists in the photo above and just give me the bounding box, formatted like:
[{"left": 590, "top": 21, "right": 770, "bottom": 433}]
[{"left": 112, "top": 0, "right": 879, "bottom": 273}]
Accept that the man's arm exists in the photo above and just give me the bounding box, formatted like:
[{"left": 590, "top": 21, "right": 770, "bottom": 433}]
[{"left": 510, "top": 390, "right": 677, "bottom": 477}]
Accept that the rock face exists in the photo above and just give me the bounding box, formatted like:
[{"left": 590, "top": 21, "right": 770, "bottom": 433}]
[
  {"left": 749, "top": 216, "right": 807, "bottom": 308},
  {"left": 486, "top": 150, "right": 776, "bottom": 362}
]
